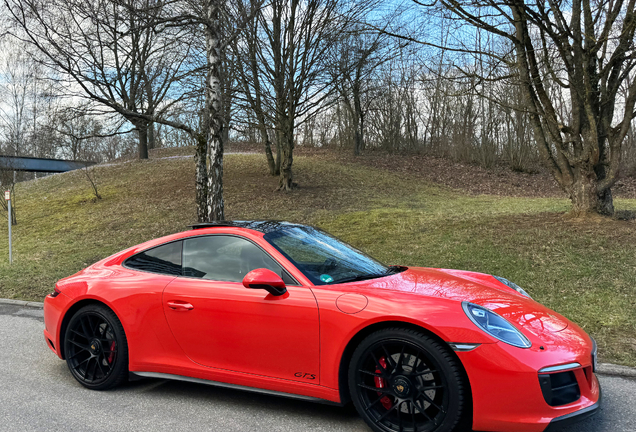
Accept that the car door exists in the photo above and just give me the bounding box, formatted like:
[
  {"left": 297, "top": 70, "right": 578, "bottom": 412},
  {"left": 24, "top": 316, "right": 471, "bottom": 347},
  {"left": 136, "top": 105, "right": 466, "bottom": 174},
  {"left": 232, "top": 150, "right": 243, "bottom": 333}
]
[{"left": 162, "top": 234, "right": 320, "bottom": 383}]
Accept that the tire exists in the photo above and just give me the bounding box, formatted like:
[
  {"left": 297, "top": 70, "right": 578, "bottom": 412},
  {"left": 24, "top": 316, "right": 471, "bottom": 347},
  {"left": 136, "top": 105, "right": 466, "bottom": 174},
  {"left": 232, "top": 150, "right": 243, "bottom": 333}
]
[
  {"left": 64, "top": 304, "right": 129, "bottom": 390},
  {"left": 348, "top": 328, "right": 466, "bottom": 432}
]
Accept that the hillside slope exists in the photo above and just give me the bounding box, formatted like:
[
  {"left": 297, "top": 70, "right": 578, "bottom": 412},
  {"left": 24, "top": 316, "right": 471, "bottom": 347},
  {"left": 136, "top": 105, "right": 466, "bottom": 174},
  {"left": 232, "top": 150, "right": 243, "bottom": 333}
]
[{"left": 0, "top": 147, "right": 635, "bottom": 366}]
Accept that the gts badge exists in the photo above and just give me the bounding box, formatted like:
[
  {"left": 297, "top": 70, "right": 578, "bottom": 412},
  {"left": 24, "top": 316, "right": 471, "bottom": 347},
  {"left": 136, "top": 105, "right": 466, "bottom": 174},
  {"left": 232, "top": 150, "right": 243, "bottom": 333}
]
[{"left": 294, "top": 372, "right": 316, "bottom": 380}]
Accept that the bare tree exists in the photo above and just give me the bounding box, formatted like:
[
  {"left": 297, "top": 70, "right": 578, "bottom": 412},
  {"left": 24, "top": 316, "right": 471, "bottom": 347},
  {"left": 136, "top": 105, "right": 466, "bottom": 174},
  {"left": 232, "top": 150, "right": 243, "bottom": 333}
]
[
  {"left": 327, "top": 28, "right": 395, "bottom": 155},
  {"left": 232, "top": 0, "right": 280, "bottom": 175},
  {"left": 401, "top": 0, "right": 636, "bottom": 216},
  {"left": 52, "top": 109, "right": 118, "bottom": 161},
  {"left": 82, "top": 164, "right": 102, "bottom": 201},
  {"left": 362, "top": 56, "right": 424, "bottom": 153},
  {"left": 0, "top": 46, "right": 35, "bottom": 158},
  {"left": 4, "top": 0, "right": 198, "bottom": 160},
  {"left": 5, "top": 0, "right": 238, "bottom": 221},
  {"left": 234, "top": 0, "right": 367, "bottom": 190}
]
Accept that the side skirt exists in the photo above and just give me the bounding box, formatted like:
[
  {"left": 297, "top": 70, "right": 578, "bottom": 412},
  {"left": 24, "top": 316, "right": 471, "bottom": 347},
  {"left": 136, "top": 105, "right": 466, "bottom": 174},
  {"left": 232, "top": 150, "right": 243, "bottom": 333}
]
[{"left": 129, "top": 371, "right": 343, "bottom": 406}]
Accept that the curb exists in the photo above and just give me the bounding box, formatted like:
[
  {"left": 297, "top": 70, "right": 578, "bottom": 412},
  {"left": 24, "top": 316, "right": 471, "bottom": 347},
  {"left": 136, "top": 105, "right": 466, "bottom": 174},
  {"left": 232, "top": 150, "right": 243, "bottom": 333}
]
[
  {"left": 1, "top": 298, "right": 636, "bottom": 378},
  {"left": 0, "top": 298, "right": 44, "bottom": 308},
  {"left": 597, "top": 363, "right": 636, "bottom": 378}
]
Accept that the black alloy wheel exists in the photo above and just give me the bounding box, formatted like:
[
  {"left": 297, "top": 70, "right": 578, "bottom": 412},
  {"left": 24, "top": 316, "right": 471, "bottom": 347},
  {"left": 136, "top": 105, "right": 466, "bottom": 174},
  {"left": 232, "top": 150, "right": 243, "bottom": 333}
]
[
  {"left": 64, "top": 304, "right": 128, "bottom": 390},
  {"left": 349, "top": 328, "right": 466, "bottom": 432}
]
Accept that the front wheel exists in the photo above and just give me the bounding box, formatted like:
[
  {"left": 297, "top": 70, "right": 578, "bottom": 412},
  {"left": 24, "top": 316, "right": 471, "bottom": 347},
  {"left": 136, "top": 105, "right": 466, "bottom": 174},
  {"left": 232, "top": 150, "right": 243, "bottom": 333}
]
[
  {"left": 348, "top": 328, "right": 466, "bottom": 432},
  {"left": 64, "top": 304, "right": 128, "bottom": 390}
]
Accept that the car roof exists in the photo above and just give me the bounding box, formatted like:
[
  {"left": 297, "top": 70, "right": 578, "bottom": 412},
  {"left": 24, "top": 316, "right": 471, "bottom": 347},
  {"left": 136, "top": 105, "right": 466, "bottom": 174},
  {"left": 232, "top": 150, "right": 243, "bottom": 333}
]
[{"left": 188, "top": 220, "right": 308, "bottom": 234}]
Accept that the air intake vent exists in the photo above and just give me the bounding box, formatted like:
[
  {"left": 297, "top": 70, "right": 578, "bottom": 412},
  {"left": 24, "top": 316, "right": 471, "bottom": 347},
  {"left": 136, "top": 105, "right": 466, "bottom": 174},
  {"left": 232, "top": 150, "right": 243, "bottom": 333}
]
[{"left": 538, "top": 371, "right": 581, "bottom": 406}]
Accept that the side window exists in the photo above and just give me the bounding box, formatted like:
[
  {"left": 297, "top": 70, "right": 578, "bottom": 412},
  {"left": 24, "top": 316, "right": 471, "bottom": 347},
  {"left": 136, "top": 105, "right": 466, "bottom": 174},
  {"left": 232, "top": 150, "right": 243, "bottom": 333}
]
[
  {"left": 125, "top": 241, "right": 182, "bottom": 276},
  {"left": 183, "top": 236, "right": 290, "bottom": 283}
]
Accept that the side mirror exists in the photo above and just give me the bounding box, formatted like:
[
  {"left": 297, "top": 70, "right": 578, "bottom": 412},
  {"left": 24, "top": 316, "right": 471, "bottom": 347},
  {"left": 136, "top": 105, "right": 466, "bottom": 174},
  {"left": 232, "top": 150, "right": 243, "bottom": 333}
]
[{"left": 242, "top": 268, "right": 287, "bottom": 296}]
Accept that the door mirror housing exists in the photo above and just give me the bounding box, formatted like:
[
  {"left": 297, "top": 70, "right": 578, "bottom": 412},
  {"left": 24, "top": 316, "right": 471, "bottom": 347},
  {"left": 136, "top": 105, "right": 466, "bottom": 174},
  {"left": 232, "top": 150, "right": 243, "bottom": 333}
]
[{"left": 243, "top": 268, "right": 287, "bottom": 296}]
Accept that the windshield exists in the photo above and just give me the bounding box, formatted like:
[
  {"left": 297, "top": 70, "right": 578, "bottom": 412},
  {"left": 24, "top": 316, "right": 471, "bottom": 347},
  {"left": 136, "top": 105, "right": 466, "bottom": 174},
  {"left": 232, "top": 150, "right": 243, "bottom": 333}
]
[{"left": 263, "top": 226, "right": 391, "bottom": 285}]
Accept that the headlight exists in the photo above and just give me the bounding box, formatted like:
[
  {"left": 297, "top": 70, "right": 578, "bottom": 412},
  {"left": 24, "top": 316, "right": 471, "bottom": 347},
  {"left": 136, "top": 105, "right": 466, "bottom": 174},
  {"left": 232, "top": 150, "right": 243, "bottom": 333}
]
[
  {"left": 493, "top": 275, "right": 532, "bottom": 298},
  {"left": 462, "top": 302, "right": 532, "bottom": 348}
]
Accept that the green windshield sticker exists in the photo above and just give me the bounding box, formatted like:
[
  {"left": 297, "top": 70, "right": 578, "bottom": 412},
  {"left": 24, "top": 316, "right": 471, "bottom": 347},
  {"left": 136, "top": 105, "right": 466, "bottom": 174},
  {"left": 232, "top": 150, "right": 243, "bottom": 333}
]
[{"left": 320, "top": 274, "right": 334, "bottom": 283}]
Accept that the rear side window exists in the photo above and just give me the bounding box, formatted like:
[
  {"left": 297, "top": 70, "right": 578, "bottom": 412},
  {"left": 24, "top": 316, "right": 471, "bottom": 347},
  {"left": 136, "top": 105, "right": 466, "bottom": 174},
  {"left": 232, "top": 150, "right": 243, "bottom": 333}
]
[{"left": 124, "top": 241, "right": 183, "bottom": 276}]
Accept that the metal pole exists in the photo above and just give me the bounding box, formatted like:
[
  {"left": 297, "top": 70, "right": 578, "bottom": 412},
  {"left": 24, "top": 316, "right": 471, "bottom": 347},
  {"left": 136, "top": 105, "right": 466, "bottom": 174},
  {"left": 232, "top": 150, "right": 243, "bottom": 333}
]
[{"left": 7, "top": 197, "right": 11, "bottom": 264}]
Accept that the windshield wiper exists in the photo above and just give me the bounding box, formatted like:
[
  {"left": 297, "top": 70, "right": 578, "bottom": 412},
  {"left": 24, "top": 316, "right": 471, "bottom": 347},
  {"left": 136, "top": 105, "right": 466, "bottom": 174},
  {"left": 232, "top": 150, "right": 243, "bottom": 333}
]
[
  {"left": 330, "top": 265, "right": 407, "bottom": 285},
  {"left": 385, "top": 265, "right": 406, "bottom": 274},
  {"left": 332, "top": 273, "right": 389, "bottom": 284},
  {"left": 333, "top": 266, "right": 405, "bottom": 284}
]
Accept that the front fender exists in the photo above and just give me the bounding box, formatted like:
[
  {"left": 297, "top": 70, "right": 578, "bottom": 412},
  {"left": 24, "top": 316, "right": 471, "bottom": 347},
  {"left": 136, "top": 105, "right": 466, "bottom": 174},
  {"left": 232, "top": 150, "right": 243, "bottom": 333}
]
[{"left": 313, "top": 287, "right": 495, "bottom": 391}]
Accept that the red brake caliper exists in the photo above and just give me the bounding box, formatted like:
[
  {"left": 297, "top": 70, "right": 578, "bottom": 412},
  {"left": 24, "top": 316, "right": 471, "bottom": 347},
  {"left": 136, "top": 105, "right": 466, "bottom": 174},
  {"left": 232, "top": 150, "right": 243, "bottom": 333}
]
[
  {"left": 375, "top": 357, "right": 393, "bottom": 410},
  {"left": 107, "top": 341, "right": 116, "bottom": 364}
]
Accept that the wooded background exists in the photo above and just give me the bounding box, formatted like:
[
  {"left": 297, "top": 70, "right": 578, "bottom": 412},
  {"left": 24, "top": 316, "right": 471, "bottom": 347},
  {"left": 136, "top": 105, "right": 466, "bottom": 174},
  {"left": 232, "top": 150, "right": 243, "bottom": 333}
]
[{"left": 1, "top": 0, "right": 635, "bottom": 219}]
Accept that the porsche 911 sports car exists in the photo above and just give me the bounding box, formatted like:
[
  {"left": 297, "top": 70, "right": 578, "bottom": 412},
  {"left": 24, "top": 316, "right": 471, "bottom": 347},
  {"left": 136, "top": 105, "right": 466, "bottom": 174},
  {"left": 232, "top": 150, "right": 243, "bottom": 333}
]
[{"left": 43, "top": 221, "right": 600, "bottom": 432}]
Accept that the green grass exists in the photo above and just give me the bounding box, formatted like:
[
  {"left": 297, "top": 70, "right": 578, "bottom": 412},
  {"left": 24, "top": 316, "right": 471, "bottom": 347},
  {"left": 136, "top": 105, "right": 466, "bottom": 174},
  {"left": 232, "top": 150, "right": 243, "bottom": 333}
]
[{"left": 1, "top": 149, "right": 635, "bottom": 366}]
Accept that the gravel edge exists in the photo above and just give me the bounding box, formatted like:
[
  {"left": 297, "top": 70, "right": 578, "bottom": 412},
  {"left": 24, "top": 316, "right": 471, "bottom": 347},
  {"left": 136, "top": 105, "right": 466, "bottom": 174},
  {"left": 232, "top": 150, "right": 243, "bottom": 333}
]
[
  {"left": 2, "top": 297, "right": 635, "bottom": 378},
  {"left": 597, "top": 363, "right": 636, "bottom": 378},
  {"left": 0, "top": 298, "right": 45, "bottom": 308}
]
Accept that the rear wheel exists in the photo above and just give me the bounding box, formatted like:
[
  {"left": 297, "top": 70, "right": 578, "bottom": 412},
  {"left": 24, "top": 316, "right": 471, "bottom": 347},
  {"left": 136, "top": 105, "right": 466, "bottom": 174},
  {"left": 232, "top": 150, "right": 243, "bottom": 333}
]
[
  {"left": 348, "top": 328, "right": 466, "bottom": 432},
  {"left": 64, "top": 304, "right": 128, "bottom": 390}
]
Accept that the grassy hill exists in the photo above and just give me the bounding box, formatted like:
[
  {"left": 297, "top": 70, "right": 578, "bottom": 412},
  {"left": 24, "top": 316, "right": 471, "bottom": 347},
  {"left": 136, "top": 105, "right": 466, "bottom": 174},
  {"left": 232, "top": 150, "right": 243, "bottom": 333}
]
[{"left": 1, "top": 147, "right": 635, "bottom": 366}]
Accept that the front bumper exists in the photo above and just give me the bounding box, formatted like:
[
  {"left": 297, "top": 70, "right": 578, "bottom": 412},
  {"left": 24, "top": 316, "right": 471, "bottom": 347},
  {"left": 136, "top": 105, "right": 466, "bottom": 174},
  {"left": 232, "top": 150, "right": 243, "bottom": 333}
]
[
  {"left": 543, "top": 390, "right": 601, "bottom": 431},
  {"left": 457, "top": 342, "right": 600, "bottom": 432}
]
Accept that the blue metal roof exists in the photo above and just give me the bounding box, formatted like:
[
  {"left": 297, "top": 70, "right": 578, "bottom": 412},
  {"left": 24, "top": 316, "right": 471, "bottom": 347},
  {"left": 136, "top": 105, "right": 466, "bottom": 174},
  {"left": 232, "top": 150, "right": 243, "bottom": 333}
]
[{"left": 0, "top": 156, "right": 96, "bottom": 173}]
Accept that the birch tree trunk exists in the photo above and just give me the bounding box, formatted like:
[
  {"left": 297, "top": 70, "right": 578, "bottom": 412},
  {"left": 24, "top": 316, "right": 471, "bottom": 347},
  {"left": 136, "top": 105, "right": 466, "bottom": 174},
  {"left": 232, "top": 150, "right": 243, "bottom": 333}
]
[
  {"left": 195, "top": 132, "right": 208, "bottom": 222},
  {"left": 203, "top": 0, "right": 225, "bottom": 222}
]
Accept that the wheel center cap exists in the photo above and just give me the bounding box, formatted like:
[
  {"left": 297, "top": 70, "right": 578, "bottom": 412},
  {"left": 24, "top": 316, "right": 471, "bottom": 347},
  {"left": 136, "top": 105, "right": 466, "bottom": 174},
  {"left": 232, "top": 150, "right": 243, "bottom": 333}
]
[
  {"left": 89, "top": 339, "right": 101, "bottom": 355},
  {"left": 392, "top": 376, "right": 411, "bottom": 397}
]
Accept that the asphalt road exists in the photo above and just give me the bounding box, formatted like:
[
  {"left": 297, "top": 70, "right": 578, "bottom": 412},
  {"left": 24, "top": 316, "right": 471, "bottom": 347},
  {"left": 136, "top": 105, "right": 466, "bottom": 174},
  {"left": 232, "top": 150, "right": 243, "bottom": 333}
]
[{"left": 1, "top": 303, "right": 634, "bottom": 432}]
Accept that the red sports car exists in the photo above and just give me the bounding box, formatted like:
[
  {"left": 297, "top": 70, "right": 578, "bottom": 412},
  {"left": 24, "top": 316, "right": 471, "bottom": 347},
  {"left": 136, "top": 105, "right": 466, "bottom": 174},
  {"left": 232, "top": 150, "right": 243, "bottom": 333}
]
[{"left": 43, "top": 221, "right": 600, "bottom": 432}]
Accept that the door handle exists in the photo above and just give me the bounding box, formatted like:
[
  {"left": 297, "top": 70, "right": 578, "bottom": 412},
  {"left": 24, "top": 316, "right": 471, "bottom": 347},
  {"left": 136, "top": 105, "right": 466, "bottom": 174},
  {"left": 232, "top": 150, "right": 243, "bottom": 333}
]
[{"left": 167, "top": 301, "right": 194, "bottom": 311}]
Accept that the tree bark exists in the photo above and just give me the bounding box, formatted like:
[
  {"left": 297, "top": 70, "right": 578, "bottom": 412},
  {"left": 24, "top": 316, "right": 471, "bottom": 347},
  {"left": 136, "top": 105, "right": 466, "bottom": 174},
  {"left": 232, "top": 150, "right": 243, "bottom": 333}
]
[
  {"left": 278, "top": 133, "right": 294, "bottom": 191},
  {"left": 148, "top": 121, "right": 155, "bottom": 150},
  {"left": 221, "top": 124, "right": 229, "bottom": 147},
  {"left": 135, "top": 120, "right": 149, "bottom": 159},
  {"left": 275, "top": 139, "right": 282, "bottom": 174},
  {"left": 563, "top": 170, "right": 614, "bottom": 217},
  {"left": 193, "top": 0, "right": 226, "bottom": 223},
  {"left": 353, "top": 83, "right": 365, "bottom": 156},
  {"left": 207, "top": 132, "right": 224, "bottom": 221},
  {"left": 263, "top": 132, "right": 278, "bottom": 176},
  {"left": 204, "top": 0, "right": 224, "bottom": 221},
  {"left": 352, "top": 109, "right": 363, "bottom": 156},
  {"left": 146, "top": 79, "right": 156, "bottom": 151},
  {"left": 195, "top": 132, "right": 208, "bottom": 222},
  {"left": 597, "top": 189, "right": 615, "bottom": 216}
]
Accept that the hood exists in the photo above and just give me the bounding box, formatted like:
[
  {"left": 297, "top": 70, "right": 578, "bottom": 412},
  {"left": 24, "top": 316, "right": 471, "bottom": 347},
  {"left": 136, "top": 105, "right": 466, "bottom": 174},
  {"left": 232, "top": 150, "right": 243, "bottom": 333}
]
[{"left": 362, "top": 267, "right": 569, "bottom": 337}]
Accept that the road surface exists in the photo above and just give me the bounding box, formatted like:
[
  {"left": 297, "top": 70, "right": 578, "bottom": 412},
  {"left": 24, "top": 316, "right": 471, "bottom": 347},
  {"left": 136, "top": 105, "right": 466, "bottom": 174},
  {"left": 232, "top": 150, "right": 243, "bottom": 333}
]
[{"left": 0, "top": 303, "right": 633, "bottom": 432}]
